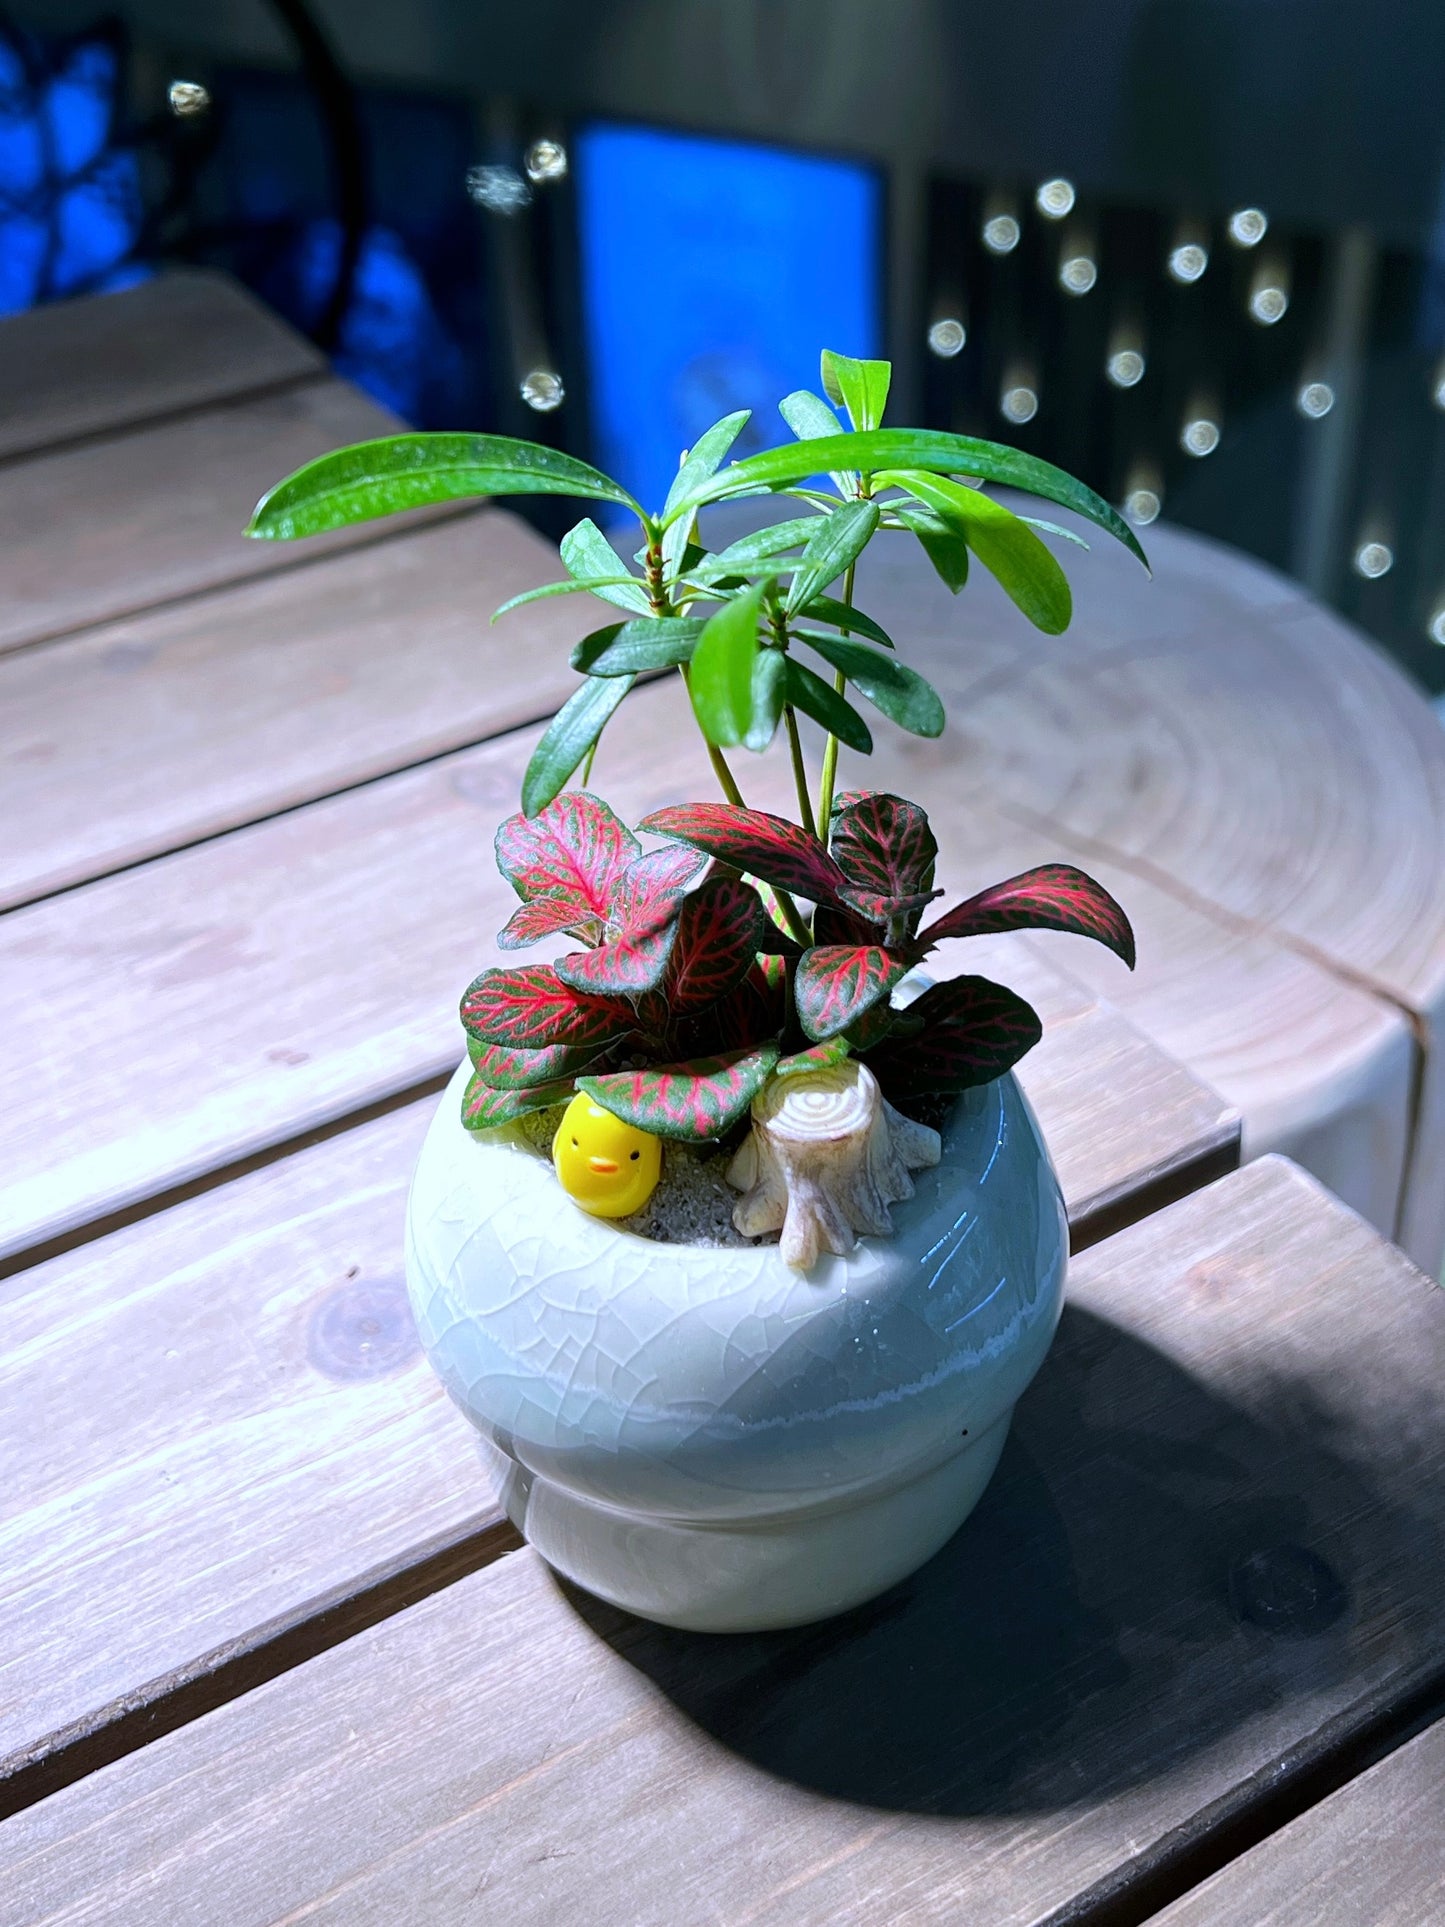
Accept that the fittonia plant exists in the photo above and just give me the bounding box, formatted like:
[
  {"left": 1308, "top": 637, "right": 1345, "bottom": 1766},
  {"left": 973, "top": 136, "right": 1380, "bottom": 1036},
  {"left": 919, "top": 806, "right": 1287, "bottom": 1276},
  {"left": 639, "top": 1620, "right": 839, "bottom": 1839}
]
[{"left": 250, "top": 349, "right": 1144, "bottom": 1264}]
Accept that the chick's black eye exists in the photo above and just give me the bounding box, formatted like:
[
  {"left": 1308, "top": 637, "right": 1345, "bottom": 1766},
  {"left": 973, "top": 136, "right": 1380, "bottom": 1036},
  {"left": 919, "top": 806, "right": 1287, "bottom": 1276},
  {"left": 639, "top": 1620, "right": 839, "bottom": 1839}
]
[
  {"left": 630, "top": 1150, "right": 639, "bottom": 1160},
  {"left": 571, "top": 1137, "right": 578, "bottom": 1146}
]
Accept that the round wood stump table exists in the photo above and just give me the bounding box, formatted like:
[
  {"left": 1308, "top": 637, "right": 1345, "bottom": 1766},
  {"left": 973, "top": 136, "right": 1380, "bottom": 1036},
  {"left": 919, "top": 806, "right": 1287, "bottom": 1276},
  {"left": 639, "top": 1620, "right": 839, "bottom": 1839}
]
[{"left": 819, "top": 511, "right": 1445, "bottom": 1276}]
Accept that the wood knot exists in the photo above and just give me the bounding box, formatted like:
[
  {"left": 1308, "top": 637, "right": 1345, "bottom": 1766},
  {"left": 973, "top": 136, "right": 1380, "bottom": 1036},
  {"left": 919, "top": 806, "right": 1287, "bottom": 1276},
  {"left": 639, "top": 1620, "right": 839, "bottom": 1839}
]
[{"left": 307, "top": 1274, "right": 420, "bottom": 1381}]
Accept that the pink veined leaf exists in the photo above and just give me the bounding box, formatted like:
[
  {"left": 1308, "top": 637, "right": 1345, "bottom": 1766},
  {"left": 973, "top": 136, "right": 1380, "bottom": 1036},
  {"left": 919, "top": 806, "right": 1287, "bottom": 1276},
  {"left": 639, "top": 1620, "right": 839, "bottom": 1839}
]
[
  {"left": 917, "top": 864, "right": 1136, "bottom": 968},
  {"left": 838, "top": 883, "right": 944, "bottom": 927},
  {"left": 460, "top": 964, "right": 635, "bottom": 1049},
  {"left": 579, "top": 1044, "right": 780, "bottom": 1142},
  {"left": 794, "top": 944, "right": 914, "bottom": 1042},
  {"left": 640, "top": 803, "right": 848, "bottom": 906},
  {"left": 775, "top": 1037, "right": 852, "bottom": 1078},
  {"left": 467, "top": 1039, "right": 613, "bottom": 1091},
  {"left": 553, "top": 845, "right": 706, "bottom": 995},
  {"left": 497, "top": 894, "right": 600, "bottom": 951},
  {"left": 494, "top": 792, "right": 640, "bottom": 932},
  {"left": 864, "top": 975, "right": 1043, "bottom": 1094},
  {"left": 666, "top": 874, "right": 770, "bottom": 1013},
  {"left": 814, "top": 900, "right": 882, "bottom": 945},
  {"left": 462, "top": 1070, "right": 578, "bottom": 1130},
  {"left": 830, "top": 791, "right": 938, "bottom": 899}
]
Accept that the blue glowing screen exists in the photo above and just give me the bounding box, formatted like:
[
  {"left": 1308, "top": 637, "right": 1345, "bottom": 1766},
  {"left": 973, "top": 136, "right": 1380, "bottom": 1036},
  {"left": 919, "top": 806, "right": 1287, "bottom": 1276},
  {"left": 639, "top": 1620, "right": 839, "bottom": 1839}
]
[{"left": 575, "top": 123, "right": 881, "bottom": 513}]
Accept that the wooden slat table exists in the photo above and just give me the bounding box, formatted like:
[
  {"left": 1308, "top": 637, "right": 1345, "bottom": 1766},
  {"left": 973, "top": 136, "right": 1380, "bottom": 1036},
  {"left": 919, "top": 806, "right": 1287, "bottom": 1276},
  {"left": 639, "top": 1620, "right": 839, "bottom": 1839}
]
[
  {"left": 5, "top": 1159, "right": 1444, "bottom": 1927},
  {"left": 3, "top": 272, "right": 1442, "bottom": 1923}
]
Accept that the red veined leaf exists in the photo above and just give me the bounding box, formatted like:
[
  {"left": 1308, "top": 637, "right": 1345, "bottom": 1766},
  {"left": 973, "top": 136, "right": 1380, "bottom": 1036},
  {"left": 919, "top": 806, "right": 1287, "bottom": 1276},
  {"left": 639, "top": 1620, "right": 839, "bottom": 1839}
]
[
  {"left": 640, "top": 803, "right": 847, "bottom": 905},
  {"left": 579, "top": 1044, "right": 780, "bottom": 1141},
  {"left": 462, "top": 1070, "right": 578, "bottom": 1130},
  {"left": 554, "top": 846, "right": 706, "bottom": 995},
  {"left": 838, "top": 884, "right": 943, "bottom": 928},
  {"left": 467, "top": 1039, "right": 613, "bottom": 1091},
  {"left": 864, "top": 975, "right": 1043, "bottom": 1094},
  {"left": 665, "top": 874, "right": 770, "bottom": 1012},
  {"left": 794, "top": 944, "right": 914, "bottom": 1042},
  {"left": 776, "top": 1037, "right": 852, "bottom": 1078},
  {"left": 918, "top": 864, "right": 1136, "bottom": 968},
  {"left": 814, "top": 900, "right": 883, "bottom": 944},
  {"left": 460, "top": 965, "right": 634, "bottom": 1050},
  {"left": 829, "top": 791, "right": 938, "bottom": 900},
  {"left": 497, "top": 895, "right": 599, "bottom": 950},
  {"left": 494, "top": 792, "right": 639, "bottom": 941}
]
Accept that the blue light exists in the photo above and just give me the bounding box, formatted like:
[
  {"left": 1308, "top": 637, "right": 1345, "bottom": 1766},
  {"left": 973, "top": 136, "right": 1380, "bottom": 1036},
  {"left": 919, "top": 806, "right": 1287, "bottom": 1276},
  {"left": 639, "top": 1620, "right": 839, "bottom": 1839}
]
[
  {"left": 0, "top": 24, "right": 146, "bottom": 314},
  {"left": 575, "top": 122, "right": 881, "bottom": 514}
]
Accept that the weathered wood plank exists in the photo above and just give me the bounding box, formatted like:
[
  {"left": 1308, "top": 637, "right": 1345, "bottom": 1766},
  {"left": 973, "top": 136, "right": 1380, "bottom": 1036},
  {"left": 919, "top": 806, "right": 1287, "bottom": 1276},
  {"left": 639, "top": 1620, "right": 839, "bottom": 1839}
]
[
  {"left": 5, "top": 1158, "right": 1442, "bottom": 1926},
  {"left": 0, "top": 1099, "right": 506, "bottom": 1812},
  {"left": 0, "top": 377, "right": 419, "bottom": 657},
  {"left": 0, "top": 992, "right": 1228, "bottom": 1813},
  {"left": 0, "top": 675, "right": 1253, "bottom": 1263},
  {"left": 0, "top": 269, "right": 321, "bottom": 461},
  {"left": 0, "top": 509, "right": 609, "bottom": 908},
  {"left": 1157, "top": 1716, "right": 1445, "bottom": 1926}
]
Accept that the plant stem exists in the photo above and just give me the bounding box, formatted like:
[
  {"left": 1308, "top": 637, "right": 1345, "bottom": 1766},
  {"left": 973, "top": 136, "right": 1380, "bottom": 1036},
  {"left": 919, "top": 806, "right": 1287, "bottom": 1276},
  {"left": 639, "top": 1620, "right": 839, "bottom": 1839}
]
[
  {"left": 815, "top": 556, "right": 857, "bottom": 831},
  {"left": 577, "top": 739, "right": 599, "bottom": 787},
  {"left": 784, "top": 705, "right": 817, "bottom": 839}
]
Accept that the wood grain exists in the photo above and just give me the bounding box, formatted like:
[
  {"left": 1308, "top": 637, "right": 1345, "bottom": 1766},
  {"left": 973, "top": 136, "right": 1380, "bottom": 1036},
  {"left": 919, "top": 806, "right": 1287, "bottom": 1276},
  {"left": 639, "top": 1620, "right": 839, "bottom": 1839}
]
[
  {"left": 0, "top": 269, "right": 321, "bottom": 461},
  {"left": 0, "top": 1100, "right": 502, "bottom": 1807},
  {"left": 0, "top": 377, "right": 417, "bottom": 656},
  {"left": 1157, "top": 1716, "right": 1445, "bottom": 1926},
  {"left": 0, "top": 508, "right": 613, "bottom": 907},
  {"left": 0, "top": 992, "right": 1227, "bottom": 1811},
  {"left": 0, "top": 675, "right": 1245, "bottom": 1263},
  {"left": 5, "top": 1158, "right": 1443, "bottom": 1926}
]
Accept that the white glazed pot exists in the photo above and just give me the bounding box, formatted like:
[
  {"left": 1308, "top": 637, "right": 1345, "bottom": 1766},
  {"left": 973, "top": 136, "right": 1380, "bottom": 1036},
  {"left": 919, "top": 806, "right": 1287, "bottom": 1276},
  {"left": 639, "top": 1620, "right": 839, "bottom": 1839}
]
[{"left": 406, "top": 1059, "right": 1067, "bottom": 1632}]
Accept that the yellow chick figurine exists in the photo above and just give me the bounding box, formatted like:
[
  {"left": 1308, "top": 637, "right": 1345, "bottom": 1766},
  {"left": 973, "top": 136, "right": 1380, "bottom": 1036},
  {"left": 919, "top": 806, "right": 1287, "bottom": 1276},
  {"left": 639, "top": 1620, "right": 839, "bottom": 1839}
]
[{"left": 553, "top": 1091, "right": 662, "bottom": 1219}]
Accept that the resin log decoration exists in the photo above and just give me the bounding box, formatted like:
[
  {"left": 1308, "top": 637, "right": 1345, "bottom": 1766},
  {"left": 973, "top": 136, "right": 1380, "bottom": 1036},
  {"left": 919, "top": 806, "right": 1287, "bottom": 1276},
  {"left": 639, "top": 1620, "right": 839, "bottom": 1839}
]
[{"left": 727, "top": 1060, "right": 941, "bottom": 1269}]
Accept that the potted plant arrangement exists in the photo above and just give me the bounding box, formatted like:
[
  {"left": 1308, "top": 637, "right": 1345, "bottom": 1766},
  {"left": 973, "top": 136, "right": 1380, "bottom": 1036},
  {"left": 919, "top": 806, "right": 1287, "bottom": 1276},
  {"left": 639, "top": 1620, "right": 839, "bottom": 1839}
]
[{"left": 250, "top": 349, "right": 1145, "bottom": 1633}]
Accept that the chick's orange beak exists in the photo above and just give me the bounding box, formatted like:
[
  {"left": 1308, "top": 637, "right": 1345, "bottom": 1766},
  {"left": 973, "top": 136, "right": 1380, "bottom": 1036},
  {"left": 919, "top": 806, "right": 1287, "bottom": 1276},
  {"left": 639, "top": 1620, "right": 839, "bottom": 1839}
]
[{"left": 587, "top": 1154, "right": 619, "bottom": 1175}]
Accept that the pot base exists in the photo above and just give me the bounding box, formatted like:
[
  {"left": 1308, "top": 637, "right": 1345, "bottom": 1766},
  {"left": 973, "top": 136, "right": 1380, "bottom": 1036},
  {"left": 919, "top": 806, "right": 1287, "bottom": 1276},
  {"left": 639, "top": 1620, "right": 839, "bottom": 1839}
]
[{"left": 490, "top": 1413, "right": 1012, "bottom": 1633}]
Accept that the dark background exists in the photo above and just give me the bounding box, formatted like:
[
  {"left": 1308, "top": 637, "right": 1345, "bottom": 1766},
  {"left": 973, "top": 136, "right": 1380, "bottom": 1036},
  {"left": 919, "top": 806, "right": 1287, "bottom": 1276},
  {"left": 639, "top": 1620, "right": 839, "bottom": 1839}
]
[{"left": 9, "top": 0, "right": 1445, "bottom": 693}]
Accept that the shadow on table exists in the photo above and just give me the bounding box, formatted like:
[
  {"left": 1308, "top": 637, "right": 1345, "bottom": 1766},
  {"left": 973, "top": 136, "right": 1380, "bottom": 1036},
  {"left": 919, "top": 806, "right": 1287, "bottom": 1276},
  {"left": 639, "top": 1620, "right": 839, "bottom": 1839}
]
[{"left": 554, "top": 1305, "right": 1440, "bottom": 1817}]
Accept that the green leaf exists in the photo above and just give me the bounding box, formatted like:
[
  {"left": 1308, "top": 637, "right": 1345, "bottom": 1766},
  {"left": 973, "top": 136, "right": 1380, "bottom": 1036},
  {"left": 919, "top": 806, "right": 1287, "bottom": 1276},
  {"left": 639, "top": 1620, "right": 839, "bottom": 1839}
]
[
  {"left": 248, "top": 433, "right": 640, "bottom": 540},
  {"left": 521, "top": 675, "right": 635, "bottom": 816},
  {"left": 779, "top": 389, "right": 845, "bottom": 440},
  {"left": 794, "top": 595, "right": 895, "bottom": 648},
  {"left": 784, "top": 499, "right": 880, "bottom": 614},
  {"left": 892, "top": 504, "right": 970, "bottom": 593},
  {"left": 688, "top": 581, "right": 768, "bottom": 748},
  {"left": 669, "top": 429, "right": 1149, "bottom": 571},
  {"left": 878, "top": 469, "right": 1071, "bottom": 633},
  {"left": 782, "top": 657, "right": 873, "bottom": 752},
  {"left": 663, "top": 410, "right": 752, "bottom": 521},
  {"left": 1021, "top": 516, "right": 1090, "bottom": 551},
  {"left": 580, "top": 1044, "right": 780, "bottom": 1141},
  {"left": 745, "top": 648, "right": 787, "bottom": 753},
  {"left": 560, "top": 518, "right": 651, "bottom": 614},
  {"left": 688, "top": 516, "right": 822, "bottom": 583},
  {"left": 799, "top": 631, "right": 945, "bottom": 737},
  {"left": 778, "top": 389, "right": 857, "bottom": 497},
  {"left": 492, "top": 576, "right": 659, "bottom": 621},
  {"left": 820, "top": 350, "right": 892, "bottom": 432},
  {"left": 570, "top": 618, "right": 704, "bottom": 675}
]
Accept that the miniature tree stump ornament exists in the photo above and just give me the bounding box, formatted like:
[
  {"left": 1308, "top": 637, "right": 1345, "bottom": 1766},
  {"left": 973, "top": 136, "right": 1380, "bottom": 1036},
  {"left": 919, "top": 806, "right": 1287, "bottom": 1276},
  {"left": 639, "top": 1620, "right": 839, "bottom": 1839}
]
[{"left": 729, "top": 1060, "right": 940, "bottom": 1267}]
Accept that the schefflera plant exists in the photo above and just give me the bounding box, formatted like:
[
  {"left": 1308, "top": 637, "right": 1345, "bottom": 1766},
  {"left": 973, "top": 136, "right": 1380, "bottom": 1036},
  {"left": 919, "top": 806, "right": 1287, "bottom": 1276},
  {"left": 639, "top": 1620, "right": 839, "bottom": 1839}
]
[{"left": 249, "top": 349, "right": 1145, "bottom": 1257}]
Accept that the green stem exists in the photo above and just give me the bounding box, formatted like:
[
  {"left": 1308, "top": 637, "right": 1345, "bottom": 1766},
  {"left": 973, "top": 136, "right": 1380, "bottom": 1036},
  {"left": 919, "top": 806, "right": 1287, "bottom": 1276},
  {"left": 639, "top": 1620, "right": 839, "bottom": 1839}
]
[
  {"left": 577, "top": 739, "right": 599, "bottom": 787},
  {"left": 784, "top": 705, "right": 817, "bottom": 839},
  {"left": 815, "top": 555, "right": 857, "bottom": 831}
]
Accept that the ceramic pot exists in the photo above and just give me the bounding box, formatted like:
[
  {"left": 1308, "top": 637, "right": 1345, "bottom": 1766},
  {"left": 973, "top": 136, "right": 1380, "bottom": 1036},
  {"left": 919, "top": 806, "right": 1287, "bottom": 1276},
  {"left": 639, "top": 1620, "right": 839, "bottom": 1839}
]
[{"left": 405, "top": 1059, "right": 1067, "bottom": 1632}]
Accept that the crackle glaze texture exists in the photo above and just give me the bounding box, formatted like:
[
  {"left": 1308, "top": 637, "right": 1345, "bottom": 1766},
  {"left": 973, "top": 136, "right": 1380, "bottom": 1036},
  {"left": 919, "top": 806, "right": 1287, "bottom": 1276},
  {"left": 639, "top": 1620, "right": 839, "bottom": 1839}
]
[{"left": 406, "top": 1059, "right": 1067, "bottom": 1631}]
